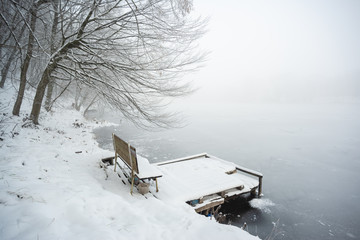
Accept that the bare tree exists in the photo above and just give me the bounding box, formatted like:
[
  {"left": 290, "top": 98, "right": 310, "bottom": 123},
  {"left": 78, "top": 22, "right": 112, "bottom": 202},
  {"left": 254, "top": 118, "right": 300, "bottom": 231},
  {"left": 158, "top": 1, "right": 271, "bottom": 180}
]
[
  {"left": 44, "top": 0, "right": 60, "bottom": 112},
  {"left": 29, "top": 0, "right": 206, "bottom": 127},
  {"left": 0, "top": 0, "right": 27, "bottom": 88},
  {"left": 11, "top": 0, "right": 50, "bottom": 116},
  {"left": 73, "top": 82, "right": 97, "bottom": 112}
]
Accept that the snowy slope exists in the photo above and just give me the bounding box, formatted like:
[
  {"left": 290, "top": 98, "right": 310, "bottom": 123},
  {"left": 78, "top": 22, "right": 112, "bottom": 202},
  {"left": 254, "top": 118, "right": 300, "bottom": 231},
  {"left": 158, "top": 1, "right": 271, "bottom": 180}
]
[{"left": 0, "top": 87, "right": 259, "bottom": 240}]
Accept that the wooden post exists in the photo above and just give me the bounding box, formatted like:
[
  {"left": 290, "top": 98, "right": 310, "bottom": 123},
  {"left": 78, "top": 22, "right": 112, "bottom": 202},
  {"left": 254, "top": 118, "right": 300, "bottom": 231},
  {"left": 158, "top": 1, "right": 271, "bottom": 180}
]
[
  {"left": 258, "top": 176, "right": 263, "bottom": 197},
  {"left": 155, "top": 178, "right": 159, "bottom": 192},
  {"left": 113, "top": 134, "right": 117, "bottom": 172},
  {"left": 130, "top": 168, "right": 135, "bottom": 195},
  {"left": 220, "top": 191, "right": 225, "bottom": 198},
  {"left": 205, "top": 209, "right": 209, "bottom": 216},
  {"left": 128, "top": 143, "right": 134, "bottom": 195},
  {"left": 251, "top": 188, "right": 257, "bottom": 197},
  {"left": 114, "top": 153, "right": 117, "bottom": 172}
]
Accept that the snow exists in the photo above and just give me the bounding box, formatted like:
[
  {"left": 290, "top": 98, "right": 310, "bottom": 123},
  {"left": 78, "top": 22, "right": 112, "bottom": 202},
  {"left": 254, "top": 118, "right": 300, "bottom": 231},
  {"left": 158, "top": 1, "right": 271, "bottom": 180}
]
[
  {"left": 0, "top": 87, "right": 259, "bottom": 240},
  {"left": 249, "top": 198, "right": 275, "bottom": 214},
  {"left": 136, "top": 155, "right": 163, "bottom": 179},
  {"left": 155, "top": 154, "right": 259, "bottom": 202}
]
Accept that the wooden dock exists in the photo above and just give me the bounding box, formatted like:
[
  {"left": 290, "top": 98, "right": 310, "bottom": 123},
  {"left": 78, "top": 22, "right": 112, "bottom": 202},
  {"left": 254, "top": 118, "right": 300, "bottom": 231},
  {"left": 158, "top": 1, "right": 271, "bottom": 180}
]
[
  {"left": 154, "top": 153, "right": 263, "bottom": 213},
  {"left": 102, "top": 135, "right": 263, "bottom": 215}
]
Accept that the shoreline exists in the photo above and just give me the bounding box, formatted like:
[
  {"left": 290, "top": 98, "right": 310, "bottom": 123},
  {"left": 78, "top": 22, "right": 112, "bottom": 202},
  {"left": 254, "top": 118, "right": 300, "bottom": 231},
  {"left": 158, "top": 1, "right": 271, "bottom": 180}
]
[{"left": 0, "top": 87, "right": 260, "bottom": 240}]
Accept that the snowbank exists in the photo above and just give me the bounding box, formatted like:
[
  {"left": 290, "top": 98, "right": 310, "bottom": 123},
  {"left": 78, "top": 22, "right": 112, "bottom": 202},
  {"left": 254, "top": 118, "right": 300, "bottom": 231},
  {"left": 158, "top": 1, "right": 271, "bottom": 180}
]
[{"left": 0, "top": 87, "right": 259, "bottom": 240}]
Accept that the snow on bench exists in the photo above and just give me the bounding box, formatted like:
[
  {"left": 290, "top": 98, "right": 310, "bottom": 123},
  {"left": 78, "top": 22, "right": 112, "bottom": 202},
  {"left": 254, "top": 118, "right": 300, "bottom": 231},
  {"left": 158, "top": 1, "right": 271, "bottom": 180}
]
[{"left": 136, "top": 155, "right": 163, "bottom": 180}]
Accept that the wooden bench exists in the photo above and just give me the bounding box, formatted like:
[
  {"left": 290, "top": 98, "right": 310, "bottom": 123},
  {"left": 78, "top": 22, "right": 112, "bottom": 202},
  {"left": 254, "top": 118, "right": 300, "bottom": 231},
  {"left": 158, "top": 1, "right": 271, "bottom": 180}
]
[{"left": 112, "top": 134, "right": 162, "bottom": 194}]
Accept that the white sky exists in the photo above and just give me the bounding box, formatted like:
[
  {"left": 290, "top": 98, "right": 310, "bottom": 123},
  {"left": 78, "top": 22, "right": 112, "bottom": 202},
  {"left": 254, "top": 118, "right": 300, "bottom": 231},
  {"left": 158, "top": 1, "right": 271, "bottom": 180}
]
[{"left": 185, "top": 0, "right": 360, "bottom": 103}]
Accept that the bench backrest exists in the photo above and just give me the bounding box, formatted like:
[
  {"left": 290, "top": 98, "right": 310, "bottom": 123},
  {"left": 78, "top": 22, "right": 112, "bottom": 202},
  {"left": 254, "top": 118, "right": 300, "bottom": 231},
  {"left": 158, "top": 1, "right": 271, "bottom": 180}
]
[{"left": 112, "top": 134, "right": 139, "bottom": 174}]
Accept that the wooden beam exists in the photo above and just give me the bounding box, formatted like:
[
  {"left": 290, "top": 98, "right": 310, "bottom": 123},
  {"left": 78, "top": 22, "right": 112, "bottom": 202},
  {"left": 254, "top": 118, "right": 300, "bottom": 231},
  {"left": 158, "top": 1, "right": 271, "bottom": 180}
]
[
  {"left": 235, "top": 167, "right": 262, "bottom": 178},
  {"left": 195, "top": 198, "right": 224, "bottom": 213},
  {"left": 157, "top": 153, "right": 209, "bottom": 166}
]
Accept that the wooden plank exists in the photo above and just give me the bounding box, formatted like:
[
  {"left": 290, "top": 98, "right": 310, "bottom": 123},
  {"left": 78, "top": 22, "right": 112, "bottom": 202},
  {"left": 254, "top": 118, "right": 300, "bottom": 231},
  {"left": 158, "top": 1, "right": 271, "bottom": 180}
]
[
  {"left": 157, "top": 153, "right": 209, "bottom": 166},
  {"left": 113, "top": 134, "right": 139, "bottom": 174},
  {"left": 195, "top": 198, "right": 224, "bottom": 213},
  {"left": 224, "top": 188, "right": 250, "bottom": 199},
  {"left": 235, "top": 166, "right": 263, "bottom": 178}
]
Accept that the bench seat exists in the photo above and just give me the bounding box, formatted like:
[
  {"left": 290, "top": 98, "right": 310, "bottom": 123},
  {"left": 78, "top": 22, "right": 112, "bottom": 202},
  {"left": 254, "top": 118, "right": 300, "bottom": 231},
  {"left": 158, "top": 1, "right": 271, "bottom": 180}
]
[{"left": 136, "top": 155, "right": 163, "bottom": 180}]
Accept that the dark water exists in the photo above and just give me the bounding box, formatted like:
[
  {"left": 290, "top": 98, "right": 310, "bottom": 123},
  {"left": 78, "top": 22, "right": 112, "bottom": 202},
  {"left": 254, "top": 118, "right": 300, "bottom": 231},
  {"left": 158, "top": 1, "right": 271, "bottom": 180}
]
[{"left": 92, "top": 103, "right": 360, "bottom": 240}]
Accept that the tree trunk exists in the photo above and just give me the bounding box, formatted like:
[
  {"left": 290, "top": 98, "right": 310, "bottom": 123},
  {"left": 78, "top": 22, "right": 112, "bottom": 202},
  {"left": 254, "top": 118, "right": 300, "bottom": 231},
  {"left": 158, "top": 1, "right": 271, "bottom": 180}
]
[
  {"left": 0, "top": 16, "right": 27, "bottom": 89},
  {"left": 12, "top": 52, "right": 31, "bottom": 115},
  {"left": 12, "top": 4, "right": 38, "bottom": 116},
  {"left": 44, "top": 0, "right": 59, "bottom": 111},
  {"left": 0, "top": 44, "right": 19, "bottom": 88},
  {"left": 0, "top": 54, "right": 14, "bottom": 88},
  {"left": 30, "top": 63, "right": 56, "bottom": 124},
  {"left": 44, "top": 80, "right": 54, "bottom": 111},
  {"left": 83, "top": 94, "right": 98, "bottom": 117}
]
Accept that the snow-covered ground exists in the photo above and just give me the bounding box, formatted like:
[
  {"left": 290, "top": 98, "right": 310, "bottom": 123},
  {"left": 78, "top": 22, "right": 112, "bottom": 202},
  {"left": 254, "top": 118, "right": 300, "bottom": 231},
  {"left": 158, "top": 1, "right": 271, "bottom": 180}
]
[{"left": 0, "top": 87, "right": 259, "bottom": 240}]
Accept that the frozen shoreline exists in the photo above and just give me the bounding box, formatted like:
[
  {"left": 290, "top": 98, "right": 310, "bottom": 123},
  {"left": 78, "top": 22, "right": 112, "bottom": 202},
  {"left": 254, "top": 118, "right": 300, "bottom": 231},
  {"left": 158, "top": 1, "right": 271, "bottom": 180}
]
[{"left": 0, "top": 88, "right": 259, "bottom": 240}]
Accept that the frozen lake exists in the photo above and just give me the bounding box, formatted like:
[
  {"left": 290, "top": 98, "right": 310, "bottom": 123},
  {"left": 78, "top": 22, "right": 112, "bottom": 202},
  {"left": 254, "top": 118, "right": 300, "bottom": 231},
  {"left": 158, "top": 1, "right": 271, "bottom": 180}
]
[{"left": 93, "top": 102, "right": 360, "bottom": 240}]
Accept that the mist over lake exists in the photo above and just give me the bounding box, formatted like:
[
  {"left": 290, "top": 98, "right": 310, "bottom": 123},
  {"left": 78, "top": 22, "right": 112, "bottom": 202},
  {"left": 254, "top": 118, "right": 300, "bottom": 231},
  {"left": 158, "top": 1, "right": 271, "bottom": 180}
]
[{"left": 93, "top": 1, "right": 360, "bottom": 239}]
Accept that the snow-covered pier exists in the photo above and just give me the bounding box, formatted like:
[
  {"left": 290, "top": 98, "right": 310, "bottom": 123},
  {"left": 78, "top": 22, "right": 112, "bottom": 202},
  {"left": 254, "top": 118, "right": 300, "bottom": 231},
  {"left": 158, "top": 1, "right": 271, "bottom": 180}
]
[
  {"left": 154, "top": 153, "right": 263, "bottom": 214},
  {"left": 107, "top": 134, "right": 262, "bottom": 215}
]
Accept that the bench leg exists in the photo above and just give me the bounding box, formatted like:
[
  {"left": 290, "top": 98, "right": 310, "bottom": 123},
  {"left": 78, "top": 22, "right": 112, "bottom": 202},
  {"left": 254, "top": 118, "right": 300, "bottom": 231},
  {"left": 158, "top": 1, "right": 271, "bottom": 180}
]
[
  {"left": 155, "top": 178, "right": 159, "bottom": 192},
  {"left": 130, "top": 169, "right": 135, "bottom": 195},
  {"left": 114, "top": 154, "right": 117, "bottom": 172}
]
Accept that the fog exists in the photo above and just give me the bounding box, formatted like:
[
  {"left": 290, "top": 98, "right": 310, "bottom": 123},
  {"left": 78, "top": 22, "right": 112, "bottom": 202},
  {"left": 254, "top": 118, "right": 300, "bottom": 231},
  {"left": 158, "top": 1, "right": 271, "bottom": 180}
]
[
  {"left": 185, "top": 0, "right": 360, "bottom": 104},
  {"left": 92, "top": 2, "right": 360, "bottom": 239}
]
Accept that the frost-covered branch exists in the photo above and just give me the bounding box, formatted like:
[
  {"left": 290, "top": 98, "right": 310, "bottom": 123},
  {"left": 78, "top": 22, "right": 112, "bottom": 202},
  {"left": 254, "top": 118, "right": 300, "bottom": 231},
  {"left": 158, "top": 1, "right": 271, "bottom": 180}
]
[{"left": 19, "top": 0, "right": 208, "bottom": 128}]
